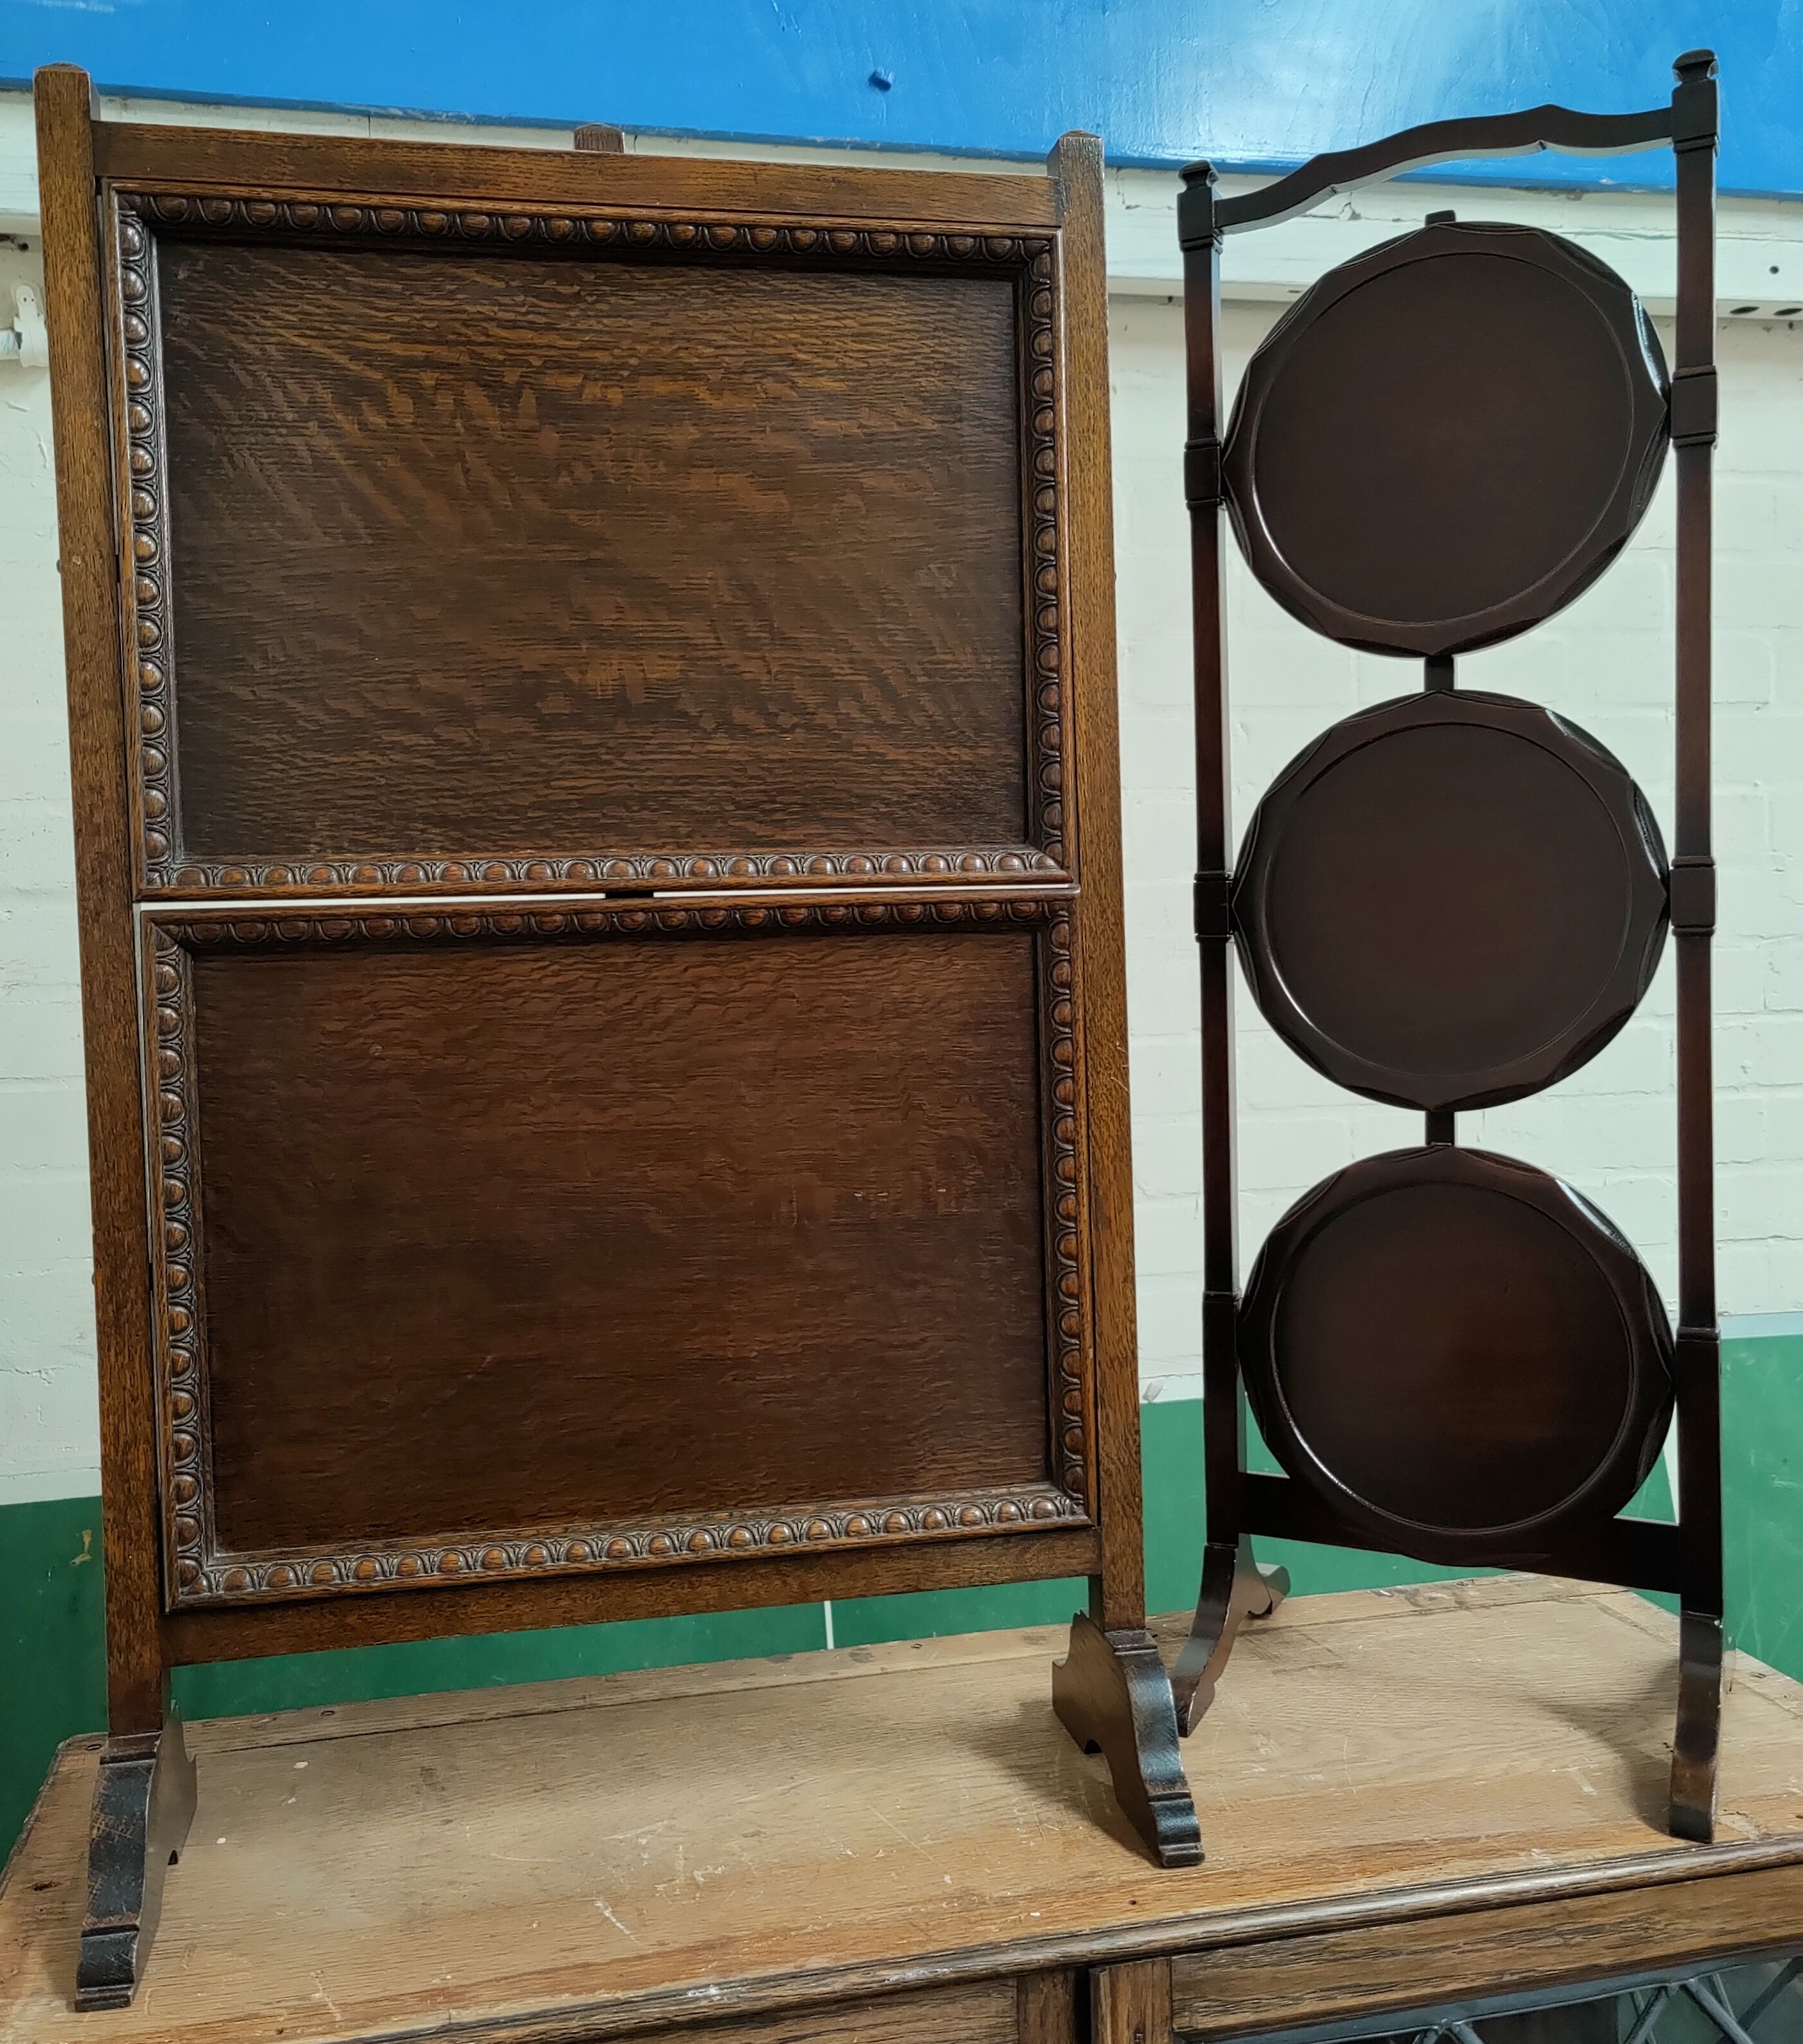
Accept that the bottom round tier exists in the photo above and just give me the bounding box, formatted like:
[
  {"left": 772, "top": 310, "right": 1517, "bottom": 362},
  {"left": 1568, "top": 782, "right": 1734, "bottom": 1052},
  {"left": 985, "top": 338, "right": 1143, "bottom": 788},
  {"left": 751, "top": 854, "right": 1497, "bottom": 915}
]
[{"left": 1238, "top": 1145, "right": 1673, "bottom": 1561}]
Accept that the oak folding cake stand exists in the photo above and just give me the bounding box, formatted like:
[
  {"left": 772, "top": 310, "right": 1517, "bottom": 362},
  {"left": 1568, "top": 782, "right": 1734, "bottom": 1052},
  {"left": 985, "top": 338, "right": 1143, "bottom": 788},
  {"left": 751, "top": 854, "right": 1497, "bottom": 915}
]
[
  {"left": 33, "top": 67, "right": 1192, "bottom": 2008},
  {"left": 1173, "top": 52, "right": 1727, "bottom": 1844}
]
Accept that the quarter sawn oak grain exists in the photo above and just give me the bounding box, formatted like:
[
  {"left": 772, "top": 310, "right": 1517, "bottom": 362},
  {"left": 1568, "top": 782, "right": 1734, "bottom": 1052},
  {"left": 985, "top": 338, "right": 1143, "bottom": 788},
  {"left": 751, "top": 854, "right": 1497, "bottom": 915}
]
[
  {"left": 190, "top": 927, "right": 1053, "bottom": 1554},
  {"left": 157, "top": 243, "right": 1029, "bottom": 864}
]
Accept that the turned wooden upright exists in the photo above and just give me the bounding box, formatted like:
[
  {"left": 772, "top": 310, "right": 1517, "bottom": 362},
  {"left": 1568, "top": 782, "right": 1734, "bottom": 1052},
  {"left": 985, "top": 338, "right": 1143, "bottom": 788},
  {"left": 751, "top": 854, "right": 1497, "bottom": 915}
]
[{"left": 31, "top": 65, "right": 1189, "bottom": 2008}]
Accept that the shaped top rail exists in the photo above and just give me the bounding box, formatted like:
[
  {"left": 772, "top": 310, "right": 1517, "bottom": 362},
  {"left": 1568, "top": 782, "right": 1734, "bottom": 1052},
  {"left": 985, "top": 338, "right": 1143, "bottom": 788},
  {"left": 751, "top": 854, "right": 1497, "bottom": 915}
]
[{"left": 1182, "top": 49, "right": 1717, "bottom": 243}]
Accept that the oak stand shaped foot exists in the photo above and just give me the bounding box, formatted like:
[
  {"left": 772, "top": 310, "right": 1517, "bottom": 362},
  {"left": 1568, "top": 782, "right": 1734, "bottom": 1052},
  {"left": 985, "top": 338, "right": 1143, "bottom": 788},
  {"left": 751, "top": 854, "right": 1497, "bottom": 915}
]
[
  {"left": 1171, "top": 1536, "right": 1289, "bottom": 1735},
  {"left": 1053, "top": 1610, "right": 1201, "bottom": 1867},
  {"left": 74, "top": 1711, "right": 197, "bottom": 2011},
  {"left": 1670, "top": 1607, "right": 1723, "bottom": 1843}
]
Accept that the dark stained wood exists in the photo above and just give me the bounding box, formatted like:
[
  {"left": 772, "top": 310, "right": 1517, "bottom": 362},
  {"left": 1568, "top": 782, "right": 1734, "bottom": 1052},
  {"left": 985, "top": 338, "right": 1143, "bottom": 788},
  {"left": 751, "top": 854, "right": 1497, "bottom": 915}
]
[
  {"left": 72, "top": 1709, "right": 195, "bottom": 2011},
  {"left": 1178, "top": 165, "right": 1285, "bottom": 1701},
  {"left": 32, "top": 67, "right": 166, "bottom": 1736},
  {"left": 1242, "top": 1470, "right": 1684, "bottom": 1595},
  {"left": 1670, "top": 49, "right": 1725, "bottom": 1844},
  {"left": 1178, "top": 172, "right": 1249, "bottom": 1577},
  {"left": 1170, "top": 1536, "right": 1286, "bottom": 1733},
  {"left": 1048, "top": 132, "right": 1143, "bottom": 1634},
  {"left": 1212, "top": 102, "right": 1678, "bottom": 234},
  {"left": 1238, "top": 1146, "right": 1674, "bottom": 1561},
  {"left": 92, "top": 120, "right": 1062, "bottom": 228},
  {"left": 1178, "top": 68, "right": 1724, "bottom": 1847},
  {"left": 1051, "top": 1616, "right": 1199, "bottom": 1869},
  {"left": 572, "top": 125, "right": 625, "bottom": 154},
  {"left": 182, "top": 925, "right": 1051, "bottom": 1557},
  {"left": 143, "top": 891, "right": 1096, "bottom": 1618},
  {"left": 1221, "top": 220, "right": 1669, "bottom": 656},
  {"left": 1673, "top": 1603, "right": 1725, "bottom": 1844},
  {"left": 1232, "top": 691, "right": 1669, "bottom": 1114},
  {"left": 1166, "top": 1862, "right": 1803, "bottom": 2039},
  {"left": 155, "top": 241, "right": 1027, "bottom": 866}
]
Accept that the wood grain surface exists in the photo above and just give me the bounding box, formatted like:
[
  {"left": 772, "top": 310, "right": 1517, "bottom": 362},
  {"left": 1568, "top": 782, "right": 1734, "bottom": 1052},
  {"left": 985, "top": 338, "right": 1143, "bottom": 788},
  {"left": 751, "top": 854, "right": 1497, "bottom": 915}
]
[
  {"left": 605, "top": 1984, "right": 1022, "bottom": 2044},
  {"left": 160, "top": 1522, "right": 1104, "bottom": 1666},
  {"left": 1091, "top": 1960, "right": 1171, "bottom": 2044},
  {"left": 33, "top": 67, "right": 166, "bottom": 1730},
  {"left": 5, "top": 1579, "right": 1803, "bottom": 2044},
  {"left": 92, "top": 123, "right": 1062, "bottom": 229},
  {"left": 156, "top": 242, "right": 1027, "bottom": 863},
  {"left": 1166, "top": 1862, "right": 1803, "bottom": 2038},
  {"left": 182, "top": 926, "right": 1053, "bottom": 1556},
  {"left": 1047, "top": 133, "right": 1144, "bottom": 1629}
]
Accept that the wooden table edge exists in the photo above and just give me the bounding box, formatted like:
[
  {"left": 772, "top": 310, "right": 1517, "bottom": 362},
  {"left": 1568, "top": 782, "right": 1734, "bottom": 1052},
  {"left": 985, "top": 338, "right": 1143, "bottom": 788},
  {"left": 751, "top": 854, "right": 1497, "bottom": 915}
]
[
  {"left": 52, "top": 1834, "right": 1779, "bottom": 2044},
  {"left": 10, "top": 1583, "right": 1803, "bottom": 2044}
]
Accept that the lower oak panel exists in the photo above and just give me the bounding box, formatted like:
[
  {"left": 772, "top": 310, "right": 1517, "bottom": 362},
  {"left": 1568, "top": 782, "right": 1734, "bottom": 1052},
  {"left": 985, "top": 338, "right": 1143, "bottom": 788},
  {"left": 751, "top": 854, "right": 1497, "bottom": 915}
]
[
  {"left": 192, "top": 927, "right": 1051, "bottom": 1553},
  {"left": 145, "top": 906, "right": 1093, "bottom": 1614}
]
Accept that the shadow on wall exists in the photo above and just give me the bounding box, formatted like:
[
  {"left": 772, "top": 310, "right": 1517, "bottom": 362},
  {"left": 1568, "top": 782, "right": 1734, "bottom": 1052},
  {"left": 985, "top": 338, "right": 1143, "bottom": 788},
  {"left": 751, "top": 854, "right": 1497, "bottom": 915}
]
[{"left": 3, "top": 1337, "right": 1799, "bottom": 1863}]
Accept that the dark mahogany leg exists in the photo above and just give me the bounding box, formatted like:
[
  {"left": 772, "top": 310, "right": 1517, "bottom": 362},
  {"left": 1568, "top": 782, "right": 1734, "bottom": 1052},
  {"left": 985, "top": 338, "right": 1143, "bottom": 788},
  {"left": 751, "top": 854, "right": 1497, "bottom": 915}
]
[
  {"left": 1670, "top": 1607, "right": 1723, "bottom": 1843},
  {"left": 1053, "top": 1610, "right": 1202, "bottom": 1867},
  {"left": 1171, "top": 1535, "right": 1290, "bottom": 1734},
  {"left": 74, "top": 1709, "right": 196, "bottom": 2011}
]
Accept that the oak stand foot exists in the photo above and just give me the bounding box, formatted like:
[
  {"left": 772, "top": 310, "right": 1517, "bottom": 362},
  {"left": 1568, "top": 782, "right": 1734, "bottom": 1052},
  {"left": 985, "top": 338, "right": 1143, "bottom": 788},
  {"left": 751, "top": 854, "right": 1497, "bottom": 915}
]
[
  {"left": 1171, "top": 1536, "right": 1290, "bottom": 1735},
  {"left": 1053, "top": 1609, "right": 1201, "bottom": 1867},
  {"left": 1670, "top": 1608, "right": 1723, "bottom": 1843},
  {"left": 74, "top": 1710, "right": 196, "bottom": 2011}
]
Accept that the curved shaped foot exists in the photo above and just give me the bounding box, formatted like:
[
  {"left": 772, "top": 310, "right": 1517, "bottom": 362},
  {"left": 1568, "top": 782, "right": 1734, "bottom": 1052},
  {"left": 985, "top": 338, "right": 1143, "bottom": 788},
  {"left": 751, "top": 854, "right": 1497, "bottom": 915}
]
[
  {"left": 1173, "top": 1536, "right": 1290, "bottom": 1735},
  {"left": 1054, "top": 1610, "right": 1201, "bottom": 1867},
  {"left": 1670, "top": 1608, "right": 1723, "bottom": 1842},
  {"left": 75, "top": 1712, "right": 196, "bottom": 2011}
]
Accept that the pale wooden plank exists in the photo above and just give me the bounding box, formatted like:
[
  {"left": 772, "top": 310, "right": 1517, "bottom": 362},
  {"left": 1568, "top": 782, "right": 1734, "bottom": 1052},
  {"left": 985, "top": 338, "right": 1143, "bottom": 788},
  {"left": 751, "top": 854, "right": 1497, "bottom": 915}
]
[
  {"left": 189, "top": 1577, "right": 1655, "bottom": 1758},
  {"left": 202, "top": 1577, "right": 1625, "bottom": 1755},
  {"left": 190, "top": 1625, "right": 1073, "bottom": 1755},
  {"left": 3, "top": 1584, "right": 1801, "bottom": 2044}
]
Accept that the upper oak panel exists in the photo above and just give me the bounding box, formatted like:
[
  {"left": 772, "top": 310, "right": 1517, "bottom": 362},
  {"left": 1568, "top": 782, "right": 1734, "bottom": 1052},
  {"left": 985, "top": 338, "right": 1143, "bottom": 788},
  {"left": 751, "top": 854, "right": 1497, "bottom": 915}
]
[{"left": 102, "top": 131, "right": 1074, "bottom": 898}]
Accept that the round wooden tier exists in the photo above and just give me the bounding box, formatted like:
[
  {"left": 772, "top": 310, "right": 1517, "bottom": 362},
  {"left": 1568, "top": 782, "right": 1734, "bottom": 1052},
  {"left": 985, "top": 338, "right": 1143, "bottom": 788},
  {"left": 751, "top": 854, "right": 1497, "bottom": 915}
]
[
  {"left": 1221, "top": 220, "right": 1669, "bottom": 657},
  {"left": 1239, "top": 1145, "right": 1674, "bottom": 1563},
  {"left": 1231, "top": 690, "right": 1669, "bottom": 1115}
]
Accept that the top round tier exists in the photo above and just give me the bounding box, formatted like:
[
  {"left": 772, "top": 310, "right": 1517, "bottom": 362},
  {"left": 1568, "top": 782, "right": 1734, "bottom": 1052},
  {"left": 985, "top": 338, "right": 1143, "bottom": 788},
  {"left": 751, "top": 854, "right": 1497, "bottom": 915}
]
[{"left": 1222, "top": 220, "right": 1670, "bottom": 657}]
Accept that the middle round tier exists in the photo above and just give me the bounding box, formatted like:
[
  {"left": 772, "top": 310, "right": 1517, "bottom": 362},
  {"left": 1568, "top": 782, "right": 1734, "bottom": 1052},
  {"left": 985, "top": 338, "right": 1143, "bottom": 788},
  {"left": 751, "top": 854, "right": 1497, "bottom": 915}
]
[{"left": 1233, "top": 689, "right": 1669, "bottom": 1114}]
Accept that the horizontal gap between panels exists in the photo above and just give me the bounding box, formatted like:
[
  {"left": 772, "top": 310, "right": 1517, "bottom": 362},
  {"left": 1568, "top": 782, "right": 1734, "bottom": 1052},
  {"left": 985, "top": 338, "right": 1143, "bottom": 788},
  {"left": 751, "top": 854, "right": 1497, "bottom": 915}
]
[{"left": 131, "top": 880, "right": 1080, "bottom": 920}]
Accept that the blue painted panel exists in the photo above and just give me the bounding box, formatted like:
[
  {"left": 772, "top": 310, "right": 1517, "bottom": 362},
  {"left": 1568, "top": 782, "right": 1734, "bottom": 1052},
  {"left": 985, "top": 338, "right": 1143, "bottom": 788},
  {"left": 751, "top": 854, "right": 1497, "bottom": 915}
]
[{"left": 0, "top": 4, "right": 1796, "bottom": 198}]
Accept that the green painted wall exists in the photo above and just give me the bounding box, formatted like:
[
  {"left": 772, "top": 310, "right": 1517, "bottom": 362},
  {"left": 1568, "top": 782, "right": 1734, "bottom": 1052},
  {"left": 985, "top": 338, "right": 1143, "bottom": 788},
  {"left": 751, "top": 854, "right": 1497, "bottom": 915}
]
[
  {"left": 0, "top": 1495, "right": 106, "bottom": 1866},
  {"left": 4, "top": 1343, "right": 1797, "bottom": 1865}
]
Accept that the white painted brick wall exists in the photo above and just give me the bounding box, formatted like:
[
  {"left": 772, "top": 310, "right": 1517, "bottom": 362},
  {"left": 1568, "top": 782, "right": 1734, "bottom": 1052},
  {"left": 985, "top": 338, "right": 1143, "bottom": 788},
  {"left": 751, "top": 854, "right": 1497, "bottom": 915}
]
[
  {"left": 0, "top": 234, "right": 99, "bottom": 1502},
  {"left": 1116, "top": 295, "right": 1803, "bottom": 1391},
  {"left": 3, "top": 106, "right": 1802, "bottom": 1495}
]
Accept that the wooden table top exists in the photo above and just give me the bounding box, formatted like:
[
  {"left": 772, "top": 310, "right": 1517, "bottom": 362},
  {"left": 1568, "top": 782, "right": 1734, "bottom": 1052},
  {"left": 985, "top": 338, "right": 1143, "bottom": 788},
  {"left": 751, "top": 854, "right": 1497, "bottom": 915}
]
[{"left": 5, "top": 1575, "right": 1803, "bottom": 2044}]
